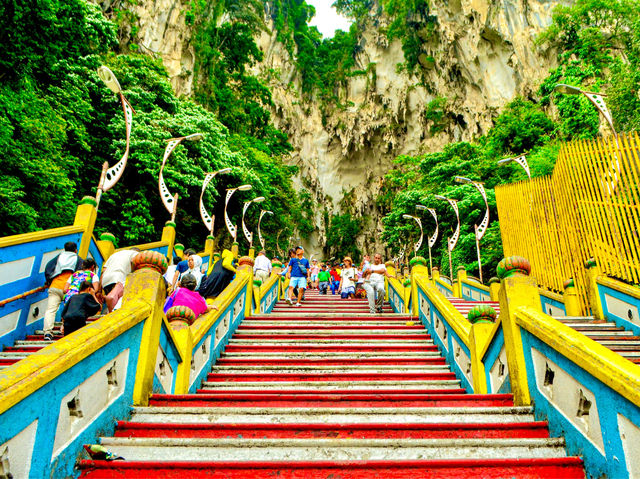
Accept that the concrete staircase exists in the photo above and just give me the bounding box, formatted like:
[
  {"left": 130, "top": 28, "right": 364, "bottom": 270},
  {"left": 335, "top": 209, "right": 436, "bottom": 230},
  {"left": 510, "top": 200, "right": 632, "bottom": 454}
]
[{"left": 78, "top": 289, "right": 584, "bottom": 478}]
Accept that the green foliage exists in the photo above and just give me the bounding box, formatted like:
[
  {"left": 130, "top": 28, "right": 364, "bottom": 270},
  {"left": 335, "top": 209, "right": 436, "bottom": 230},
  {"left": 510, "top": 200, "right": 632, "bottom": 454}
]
[
  {"left": 424, "top": 97, "right": 447, "bottom": 134},
  {"left": 379, "top": 98, "right": 559, "bottom": 277},
  {"left": 326, "top": 213, "right": 363, "bottom": 263},
  {"left": 0, "top": 0, "right": 305, "bottom": 258},
  {"left": 537, "top": 0, "right": 640, "bottom": 135}
]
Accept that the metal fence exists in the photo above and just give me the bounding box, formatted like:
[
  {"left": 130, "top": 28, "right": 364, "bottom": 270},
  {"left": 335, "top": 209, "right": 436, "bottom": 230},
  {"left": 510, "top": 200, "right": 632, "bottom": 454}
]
[{"left": 496, "top": 132, "right": 640, "bottom": 313}]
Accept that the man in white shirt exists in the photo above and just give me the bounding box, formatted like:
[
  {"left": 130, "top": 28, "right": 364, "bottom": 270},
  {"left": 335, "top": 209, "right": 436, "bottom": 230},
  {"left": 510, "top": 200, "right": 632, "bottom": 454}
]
[
  {"left": 253, "top": 250, "right": 272, "bottom": 283},
  {"left": 101, "top": 248, "right": 140, "bottom": 312},
  {"left": 362, "top": 253, "right": 389, "bottom": 313}
]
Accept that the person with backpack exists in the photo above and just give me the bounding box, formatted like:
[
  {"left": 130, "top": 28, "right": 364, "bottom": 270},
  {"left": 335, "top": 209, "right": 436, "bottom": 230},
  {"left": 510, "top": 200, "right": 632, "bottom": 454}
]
[
  {"left": 286, "top": 246, "right": 310, "bottom": 307},
  {"left": 43, "top": 241, "right": 83, "bottom": 341}
]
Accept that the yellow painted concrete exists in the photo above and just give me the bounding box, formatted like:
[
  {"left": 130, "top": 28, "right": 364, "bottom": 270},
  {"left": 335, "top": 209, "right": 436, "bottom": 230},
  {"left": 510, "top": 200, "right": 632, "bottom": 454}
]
[
  {"left": 489, "top": 282, "right": 501, "bottom": 301},
  {"left": 171, "top": 321, "right": 194, "bottom": 394},
  {"left": 597, "top": 275, "right": 640, "bottom": 300},
  {"left": 73, "top": 203, "right": 98, "bottom": 258},
  {"left": 127, "top": 268, "right": 168, "bottom": 406},
  {"left": 586, "top": 266, "right": 606, "bottom": 320},
  {"left": 516, "top": 305, "right": 640, "bottom": 408},
  {"left": 415, "top": 276, "right": 471, "bottom": 343},
  {"left": 462, "top": 278, "right": 491, "bottom": 293},
  {"left": 0, "top": 299, "right": 151, "bottom": 414},
  {"left": 564, "top": 284, "right": 582, "bottom": 316},
  {"left": 97, "top": 237, "right": 116, "bottom": 261},
  {"left": 0, "top": 225, "right": 84, "bottom": 249},
  {"left": 498, "top": 274, "right": 540, "bottom": 406},
  {"left": 161, "top": 224, "right": 176, "bottom": 260},
  {"left": 478, "top": 317, "right": 503, "bottom": 362},
  {"left": 469, "top": 322, "right": 494, "bottom": 394}
]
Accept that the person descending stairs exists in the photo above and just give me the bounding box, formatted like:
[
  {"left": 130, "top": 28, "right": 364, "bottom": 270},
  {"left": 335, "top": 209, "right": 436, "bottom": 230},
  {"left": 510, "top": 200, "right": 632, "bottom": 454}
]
[{"left": 78, "top": 289, "right": 585, "bottom": 478}]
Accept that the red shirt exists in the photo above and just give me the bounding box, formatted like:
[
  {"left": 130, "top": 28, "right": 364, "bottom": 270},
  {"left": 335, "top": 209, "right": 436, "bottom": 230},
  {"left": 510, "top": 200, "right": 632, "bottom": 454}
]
[{"left": 330, "top": 270, "right": 341, "bottom": 281}]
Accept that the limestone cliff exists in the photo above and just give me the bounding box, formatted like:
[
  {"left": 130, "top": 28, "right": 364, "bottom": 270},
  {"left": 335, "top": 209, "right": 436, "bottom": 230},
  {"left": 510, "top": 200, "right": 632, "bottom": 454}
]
[{"left": 95, "top": 0, "right": 564, "bottom": 255}]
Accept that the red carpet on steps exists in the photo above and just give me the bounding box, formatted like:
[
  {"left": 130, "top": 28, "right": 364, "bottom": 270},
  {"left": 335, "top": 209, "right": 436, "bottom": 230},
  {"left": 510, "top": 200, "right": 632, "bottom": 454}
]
[{"left": 78, "top": 289, "right": 584, "bottom": 478}]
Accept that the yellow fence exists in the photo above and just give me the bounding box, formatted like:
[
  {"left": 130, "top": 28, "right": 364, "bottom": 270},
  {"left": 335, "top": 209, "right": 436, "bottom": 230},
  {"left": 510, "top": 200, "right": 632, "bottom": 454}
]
[{"left": 496, "top": 132, "right": 640, "bottom": 313}]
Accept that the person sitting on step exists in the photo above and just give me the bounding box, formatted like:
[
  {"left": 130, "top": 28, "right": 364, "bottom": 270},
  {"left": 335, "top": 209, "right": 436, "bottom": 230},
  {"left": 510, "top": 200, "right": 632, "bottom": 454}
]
[
  {"left": 198, "top": 249, "right": 236, "bottom": 299},
  {"left": 61, "top": 280, "right": 102, "bottom": 337},
  {"left": 165, "top": 273, "right": 215, "bottom": 318}
]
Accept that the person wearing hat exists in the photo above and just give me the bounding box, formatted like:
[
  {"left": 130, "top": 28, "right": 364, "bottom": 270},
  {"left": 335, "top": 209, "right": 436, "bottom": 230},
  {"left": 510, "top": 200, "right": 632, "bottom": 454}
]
[
  {"left": 286, "top": 245, "right": 310, "bottom": 307},
  {"left": 338, "top": 257, "right": 357, "bottom": 299}
]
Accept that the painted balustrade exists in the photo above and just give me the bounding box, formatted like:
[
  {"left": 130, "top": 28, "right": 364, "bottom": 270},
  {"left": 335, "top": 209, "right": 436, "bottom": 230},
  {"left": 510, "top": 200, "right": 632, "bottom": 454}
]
[
  {"left": 400, "top": 255, "right": 640, "bottom": 479},
  {"left": 0, "top": 255, "right": 166, "bottom": 478}
]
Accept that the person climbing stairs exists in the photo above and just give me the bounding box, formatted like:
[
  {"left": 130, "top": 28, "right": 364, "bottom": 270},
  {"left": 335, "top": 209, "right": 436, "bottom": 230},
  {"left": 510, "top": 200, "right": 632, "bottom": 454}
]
[{"left": 77, "top": 289, "right": 585, "bottom": 478}]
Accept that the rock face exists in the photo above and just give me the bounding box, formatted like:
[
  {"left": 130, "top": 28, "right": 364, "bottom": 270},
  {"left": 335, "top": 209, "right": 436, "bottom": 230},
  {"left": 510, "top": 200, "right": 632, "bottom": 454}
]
[{"left": 95, "top": 0, "right": 563, "bottom": 255}]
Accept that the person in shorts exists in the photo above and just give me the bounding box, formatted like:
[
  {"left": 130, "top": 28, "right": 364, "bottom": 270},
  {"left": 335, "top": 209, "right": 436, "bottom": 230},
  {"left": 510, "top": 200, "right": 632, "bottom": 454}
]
[
  {"left": 317, "top": 264, "right": 331, "bottom": 294},
  {"left": 286, "top": 246, "right": 310, "bottom": 307},
  {"left": 338, "top": 257, "right": 358, "bottom": 299}
]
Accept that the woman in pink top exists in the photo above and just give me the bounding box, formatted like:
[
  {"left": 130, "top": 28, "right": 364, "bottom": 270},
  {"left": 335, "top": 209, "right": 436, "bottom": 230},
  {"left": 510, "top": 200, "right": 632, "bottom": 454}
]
[{"left": 165, "top": 274, "right": 215, "bottom": 318}]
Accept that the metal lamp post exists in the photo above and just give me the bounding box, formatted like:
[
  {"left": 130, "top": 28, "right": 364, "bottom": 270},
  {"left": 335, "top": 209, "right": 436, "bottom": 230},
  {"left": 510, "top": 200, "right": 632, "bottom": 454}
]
[
  {"left": 95, "top": 66, "right": 135, "bottom": 210},
  {"left": 242, "top": 196, "right": 266, "bottom": 247},
  {"left": 416, "top": 205, "right": 438, "bottom": 273},
  {"left": 199, "top": 167, "right": 232, "bottom": 234},
  {"left": 224, "top": 184, "right": 252, "bottom": 240},
  {"left": 158, "top": 133, "right": 203, "bottom": 221},
  {"left": 402, "top": 214, "right": 424, "bottom": 258},
  {"left": 497, "top": 155, "right": 531, "bottom": 179},
  {"left": 554, "top": 84, "right": 617, "bottom": 136},
  {"left": 257, "top": 210, "right": 274, "bottom": 250},
  {"left": 435, "top": 195, "right": 460, "bottom": 279},
  {"left": 455, "top": 176, "right": 490, "bottom": 283}
]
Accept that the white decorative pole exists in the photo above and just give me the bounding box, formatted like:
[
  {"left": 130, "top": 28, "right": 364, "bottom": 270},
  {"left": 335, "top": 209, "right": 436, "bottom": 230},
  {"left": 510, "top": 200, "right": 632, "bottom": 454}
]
[
  {"left": 224, "top": 184, "right": 252, "bottom": 241},
  {"left": 96, "top": 66, "right": 135, "bottom": 210},
  {"left": 497, "top": 155, "right": 531, "bottom": 179},
  {"left": 455, "top": 176, "right": 490, "bottom": 283},
  {"left": 435, "top": 195, "right": 460, "bottom": 279},
  {"left": 417, "top": 205, "right": 438, "bottom": 273},
  {"left": 258, "top": 210, "right": 274, "bottom": 250},
  {"left": 199, "top": 167, "right": 232, "bottom": 234},
  {"left": 242, "top": 197, "right": 266, "bottom": 247},
  {"left": 402, "top": 214, "right": 424, "bottom": 257},
  {"left": 158, "top": 133, "right": 203, "bottom": 220}
]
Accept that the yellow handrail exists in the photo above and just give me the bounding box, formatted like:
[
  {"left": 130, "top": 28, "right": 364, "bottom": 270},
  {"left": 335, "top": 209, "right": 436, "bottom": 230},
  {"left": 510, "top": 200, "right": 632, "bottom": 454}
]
[
  {"left": 0, "top": 299, "right": 151, "bottom": 414},
  {"left": 461, "top": 278, "right": 490, "bottom": 293},
  {"left": 0, "top": 225, "right": 85, "bottom": 249},
  {"left": 596, "top": 275, "right": 640, "bottom": 299},
  {"left": 515, "top": 305, "right": 640, "bottom": 408},
  {"left": 415, "top": 276, "right": 471, "bottom": 344}
]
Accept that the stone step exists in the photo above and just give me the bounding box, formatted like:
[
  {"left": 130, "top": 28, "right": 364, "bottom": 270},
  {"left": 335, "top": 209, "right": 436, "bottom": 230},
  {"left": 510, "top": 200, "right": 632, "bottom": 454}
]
[
  {"left": 221, "top": 351, "right": 442, "bottom": 358},
  {"left": 200, "top": 380, "right": 462, "bottom": 390},
  {"left": 97, "top": 436, "right": 567, "bottom": 462},
  {"left": 209, "top": 365, "right": 451, "bottom": 373},
  {"left": 131, "top": 406, "right": 536, "bottom": 424}
]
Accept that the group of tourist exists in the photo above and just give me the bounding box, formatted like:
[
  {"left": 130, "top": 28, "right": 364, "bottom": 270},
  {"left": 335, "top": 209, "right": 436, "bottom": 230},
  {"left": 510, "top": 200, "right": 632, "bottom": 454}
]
[
  {"left": 279, "top": 247, "right": 390, "bottom": 314},
  {"left": 44, "top": 243, "right": 239, "bottom": 341},
  {"left": 44, "top": 241, "right": 391, "bottom": 341}
]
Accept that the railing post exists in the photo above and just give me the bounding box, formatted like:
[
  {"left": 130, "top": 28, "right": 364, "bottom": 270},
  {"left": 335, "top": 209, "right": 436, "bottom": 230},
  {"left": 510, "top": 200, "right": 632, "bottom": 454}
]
[
  {"left": 585, "top": 259, "right": 605, "bottom": 320},
  {"left": 73, "top": 197, "right": 99, "bottom": 259},
  {"left": 237, "top": 256, "right": 254, "bottom": 318},
  {"left": 410, "top": 258, "right": 429, "bottom": 318},
  {"left": 161, "top": 221, "right": 177, "bottom": 260},
  {"left": 431, "top": 266, "right": 440, "bottom": 285},
  {"left": 271, "top": 261, "right": 283, "bottom": 299},
  {"left": 563, "top": 278, "right": 582, "bottom": 317},
  {"left": 97, "top": 232, "right": 117, "bottom": 261},
  {"left": 126, "top": 252, "right": 169, "bottom": 406},
  {"left": 168, "top": 314, "right": 195, "bottom": 395},
  {"left": 469, "top": 322, "right": 493, "bottom": 394},
  {"left": 385, "top": 261, "right": 396, "bottom": 301},
  {"left": 231, "top": 241, "right": 239, "bottom": 258},
  {"left": 497, "top": 256, "right": 539, "bottom": 406},
  {"left": 174, "top": 243, "right": 185, "bottom": 260},
  {"left": 488, "top": 277, "right": 501, "bottom": 301},
  {"left": 453, "top": 266, "right": 466, "bottom": 298}
]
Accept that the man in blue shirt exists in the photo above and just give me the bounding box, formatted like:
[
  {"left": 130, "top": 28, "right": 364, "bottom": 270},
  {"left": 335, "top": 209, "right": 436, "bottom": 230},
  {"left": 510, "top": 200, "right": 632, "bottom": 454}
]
[
  {"left": 171, "top": 248, "right": 196, "bottom": 291},
  {"left": 286, "top": 246, "right": 310, "bottom": 307}
]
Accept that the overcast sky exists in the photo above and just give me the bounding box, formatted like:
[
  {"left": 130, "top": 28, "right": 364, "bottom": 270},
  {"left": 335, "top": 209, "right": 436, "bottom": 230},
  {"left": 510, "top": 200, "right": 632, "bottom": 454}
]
[{"left": 306, "top": 0, "right": 353, "bottom": 37}]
